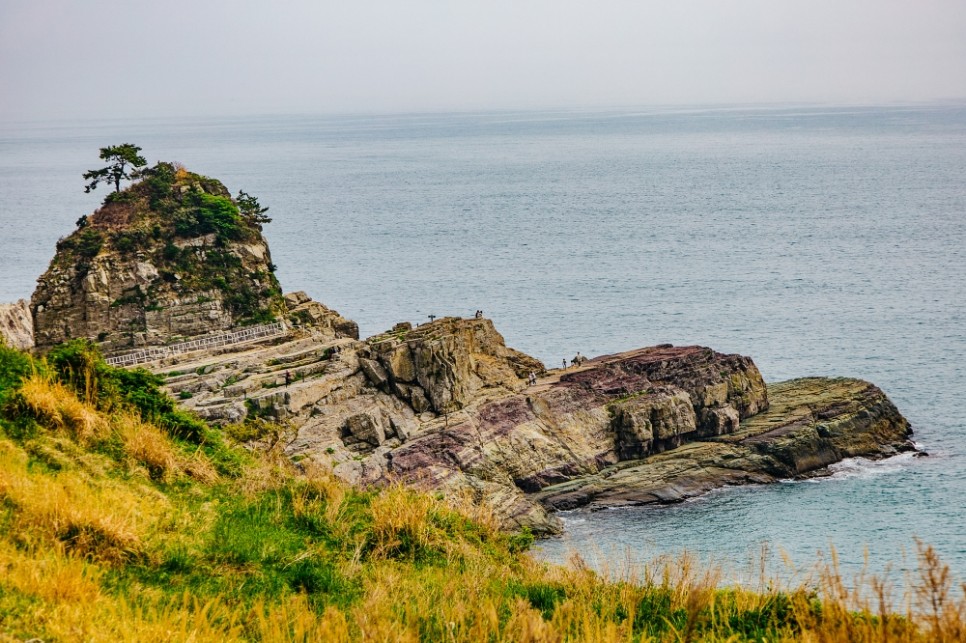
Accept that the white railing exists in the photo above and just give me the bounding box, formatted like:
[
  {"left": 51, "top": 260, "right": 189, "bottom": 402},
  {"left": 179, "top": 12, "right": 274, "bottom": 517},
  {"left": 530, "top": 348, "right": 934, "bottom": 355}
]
[{"left": 105, "top": 322, "right": 285, "bottom": 367}]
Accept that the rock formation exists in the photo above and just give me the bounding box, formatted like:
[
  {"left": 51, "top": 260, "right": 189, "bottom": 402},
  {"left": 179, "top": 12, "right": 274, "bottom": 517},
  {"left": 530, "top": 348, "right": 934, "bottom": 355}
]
[
  {"left": 365, "top": 317, "right": 545, "bottom": 414},
  {"left": 18, "top": 163, "right": 916, "bottom": 535},
  {"left": 534, "top": 377, "right": 912, "bottom": 511},
  {"left": 0, "top": 300, "right": 33, "bottom": 350},
  {"left": 31, "top": 163, "right": 288, "bottom": 352},
  {"left": 150, "top": 320, "right": 914, "bottom": 534}
]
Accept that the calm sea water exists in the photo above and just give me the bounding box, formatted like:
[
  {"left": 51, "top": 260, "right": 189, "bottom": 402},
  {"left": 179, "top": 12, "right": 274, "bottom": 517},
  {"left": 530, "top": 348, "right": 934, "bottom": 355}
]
[{"left": 1, "top": 105, "right": 964, "bottom": 586}]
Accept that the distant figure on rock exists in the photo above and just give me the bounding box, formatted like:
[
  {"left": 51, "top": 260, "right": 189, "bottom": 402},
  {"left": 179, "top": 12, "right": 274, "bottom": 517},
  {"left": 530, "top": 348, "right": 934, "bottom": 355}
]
[
  {"left": 562, "top": 359, "right": 567, "bottom": 370},
  {"left": 528, "top": 371, "right": 537, "bottom": 386},
  {"left": 571, "top": 352, "right": 586, "bottom": 367},
  {"left": 475, "top": 310, "right": 483, "bottom": 319},
  {"left": 285, "top": 371, "right": 291, "bottom": 385}
]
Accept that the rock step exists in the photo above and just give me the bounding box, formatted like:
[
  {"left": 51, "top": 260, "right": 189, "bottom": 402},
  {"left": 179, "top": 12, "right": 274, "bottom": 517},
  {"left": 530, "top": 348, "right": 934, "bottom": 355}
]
[
  {"left": 262, "top": 353, "right": 332, "bottom": 373},
  {"left": 147, "top": 332, "right": 300, "bottom": 375},
  {"left": 262, "top": 344, "right": 334, "bottom": 368},
  {"left": 258, "top": 358, "right": 333, "bottom": 382},
  {"left": 191, "top": 395, "right": 232, "bottom": 409},
  {"left": 160, "top": 372, "right": 200, "bottom": 385}
]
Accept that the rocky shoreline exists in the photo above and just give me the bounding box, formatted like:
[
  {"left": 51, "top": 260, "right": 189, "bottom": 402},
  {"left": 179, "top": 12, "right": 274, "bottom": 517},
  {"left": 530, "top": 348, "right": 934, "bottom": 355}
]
[
  {"left": 0, "top": 163, "right": 917, "bottom": 534},
  {"left": 111, "top": 316, "right": 913, "bottom": 534},
  {"left": 533, "top": 377, "right": 914, "bottom": 513}
]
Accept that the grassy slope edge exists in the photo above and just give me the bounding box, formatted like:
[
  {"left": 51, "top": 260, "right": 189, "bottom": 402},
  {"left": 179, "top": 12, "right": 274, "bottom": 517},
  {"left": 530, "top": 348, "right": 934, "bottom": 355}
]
[{"left": 0, "top": 340, "right": 963, "bottom": 642}]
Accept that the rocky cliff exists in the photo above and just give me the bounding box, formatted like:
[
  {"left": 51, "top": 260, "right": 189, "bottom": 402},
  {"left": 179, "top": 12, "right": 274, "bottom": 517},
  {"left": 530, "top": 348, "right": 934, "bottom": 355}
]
[
  {"left": 364, "top": 317, "right": 545, "bottom": 414},
  {"left": 31, "top": 163, "right": 287, "bottom": 352},
  {"left": 0, "top": 300, "right": 33, "bottom": 350}
]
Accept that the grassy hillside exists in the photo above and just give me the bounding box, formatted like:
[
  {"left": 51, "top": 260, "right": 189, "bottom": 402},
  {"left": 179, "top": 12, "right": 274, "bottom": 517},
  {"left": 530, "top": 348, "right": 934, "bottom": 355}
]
[{"left": 0, "top": 341, "right": 963, "bottom": 641}]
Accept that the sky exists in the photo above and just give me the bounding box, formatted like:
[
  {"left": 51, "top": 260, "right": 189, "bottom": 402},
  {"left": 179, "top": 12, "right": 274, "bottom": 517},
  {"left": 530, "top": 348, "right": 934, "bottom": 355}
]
[{"left": 1, "top": 0, "right": 965, "bottom": 122}]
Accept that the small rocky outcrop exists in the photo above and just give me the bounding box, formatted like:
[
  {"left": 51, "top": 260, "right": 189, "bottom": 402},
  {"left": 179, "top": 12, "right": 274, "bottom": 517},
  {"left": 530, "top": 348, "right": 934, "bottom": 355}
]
[
  {"left": 0, "top": 300, "right": 33, "bottom": 350},
  {"left": 284, "top": 291, "right": 358, "bottom": 340},
  {"left": 534, "top": 377, "right": 914, "bottom": 511},
  {"left": 31, "top": 163, "right": 286, "bottom": 352},
  {"left": 363, "top": 317, "right": 545, "bottom": 413}
]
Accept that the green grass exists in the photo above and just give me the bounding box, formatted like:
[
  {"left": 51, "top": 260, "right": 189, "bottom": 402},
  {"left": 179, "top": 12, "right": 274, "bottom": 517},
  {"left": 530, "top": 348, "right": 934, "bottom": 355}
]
[{"left": 0, "top": 341, "right": 963, "bottom": 641}]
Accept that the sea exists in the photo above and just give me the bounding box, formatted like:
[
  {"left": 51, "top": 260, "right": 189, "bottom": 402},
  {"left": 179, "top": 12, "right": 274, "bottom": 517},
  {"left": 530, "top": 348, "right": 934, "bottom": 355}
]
[{"left": 1, "top": 104, "right": 964, "bottom": 591}]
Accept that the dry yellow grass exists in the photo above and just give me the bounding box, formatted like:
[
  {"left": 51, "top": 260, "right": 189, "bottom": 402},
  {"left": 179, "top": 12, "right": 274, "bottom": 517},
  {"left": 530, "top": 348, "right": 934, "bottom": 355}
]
[
  {"left": 2, "top": 367, "right": 966, "bottom": 642},
  {"left": 236, "top": 444, "right": 297, "bottom": 497},
  {"left": 0, "top": 540, "right": 102, "bottom": 605},
  {"left": 249, "top": 597, "right": 354, "bottom": 642},
  {"left": 183, "top": 447, "right": 220, "bottom": 483},
  {"left": 18, "top": 374, "right": 107, "bottom": 444},
  {"left": 368, "top": 484, "right": 440, "bottom": 560},
  {"left": 114, "top": 413, "right": 181, "bottom": 482},
  {"left": 0, "top": 438, "right": 165, "bottom": 563}
]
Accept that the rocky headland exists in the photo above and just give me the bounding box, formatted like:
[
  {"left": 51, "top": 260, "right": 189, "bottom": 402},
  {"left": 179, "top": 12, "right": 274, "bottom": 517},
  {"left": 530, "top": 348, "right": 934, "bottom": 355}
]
[
  {"left": 31, "top": 163, "right": 292, "bottom": 352},
  {"left": 5, "top": 163, "right": 916, "bottom": 534}
]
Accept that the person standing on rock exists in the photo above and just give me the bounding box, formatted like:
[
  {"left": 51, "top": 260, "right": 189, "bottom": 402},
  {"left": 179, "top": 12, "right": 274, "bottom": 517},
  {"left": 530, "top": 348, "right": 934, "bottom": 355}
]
[{"left": 285, "top": 371, "right": 291, "bottom": 386}]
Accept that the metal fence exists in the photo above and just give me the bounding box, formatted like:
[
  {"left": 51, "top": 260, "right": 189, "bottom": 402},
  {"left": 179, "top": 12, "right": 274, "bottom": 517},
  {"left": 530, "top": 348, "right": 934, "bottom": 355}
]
[{"left": 105, "top": 322, "right": 285, "bottom": 368}]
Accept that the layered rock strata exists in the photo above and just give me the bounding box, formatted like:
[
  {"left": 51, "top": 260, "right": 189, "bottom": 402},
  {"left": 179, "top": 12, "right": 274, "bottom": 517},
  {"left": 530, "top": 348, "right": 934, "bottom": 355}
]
[
  {"left": 147, "top": 315, "right": 913, "bottom": 535},
  {"left": 534, "top": 377, "right": 913, "bottom": 511}
]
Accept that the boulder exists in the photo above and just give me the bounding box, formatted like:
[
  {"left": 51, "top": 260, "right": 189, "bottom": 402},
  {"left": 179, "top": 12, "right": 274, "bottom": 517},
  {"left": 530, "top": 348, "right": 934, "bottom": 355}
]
[
  {"left": 344, "top": 410, "right": 390, "bottom": 447},
  {"left": 286, "top": 295, "right": 359, "bottom": 339},
  {"left": 0, "top": 300, "right": 33, "bottom": 350}
]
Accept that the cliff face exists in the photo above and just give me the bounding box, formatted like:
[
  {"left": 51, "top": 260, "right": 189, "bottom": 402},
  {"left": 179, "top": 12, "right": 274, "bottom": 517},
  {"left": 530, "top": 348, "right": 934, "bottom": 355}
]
[
  {"left": 31, "top": 164, "right": 285, "bottom": 352},
  {"left": 0, "top": 300, "right": 33, "bottom": 350},
  {"left": 377, "top": 343, "right": 771, "bottom": 529}
]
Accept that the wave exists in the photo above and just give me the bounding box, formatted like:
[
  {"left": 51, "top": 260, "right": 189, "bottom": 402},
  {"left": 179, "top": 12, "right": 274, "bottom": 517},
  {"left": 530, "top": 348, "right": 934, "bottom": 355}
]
[{"left": 810, "top": 451, "right": 920, "bottom": 482}]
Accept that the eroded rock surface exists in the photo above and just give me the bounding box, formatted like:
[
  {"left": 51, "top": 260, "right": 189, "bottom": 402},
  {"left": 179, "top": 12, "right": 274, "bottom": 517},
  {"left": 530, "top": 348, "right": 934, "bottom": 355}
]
[
  {"left": 0, "top": 300, "right": 33, "bottom": 350},
  {"left": 366, "top": 317, "right": 545, "bottom": 413},
  {"left": 533, "top": 377, "right": 914, "bottom": 512}
]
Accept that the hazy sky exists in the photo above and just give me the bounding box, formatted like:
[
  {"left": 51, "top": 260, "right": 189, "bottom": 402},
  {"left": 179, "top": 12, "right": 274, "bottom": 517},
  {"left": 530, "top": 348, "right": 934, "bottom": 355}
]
[{"left": 1, "top": 0, "right": 965, "bottom": 121}]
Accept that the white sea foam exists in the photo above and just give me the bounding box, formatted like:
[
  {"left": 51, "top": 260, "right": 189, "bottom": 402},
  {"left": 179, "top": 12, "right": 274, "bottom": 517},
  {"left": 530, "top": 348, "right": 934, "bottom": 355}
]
[{"left": 823, "top": 451, "right": 919, "bottom": 480}]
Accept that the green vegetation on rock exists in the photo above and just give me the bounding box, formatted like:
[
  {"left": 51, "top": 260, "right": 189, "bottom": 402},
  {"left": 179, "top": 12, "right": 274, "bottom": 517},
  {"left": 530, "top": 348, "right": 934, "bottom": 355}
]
[{"left": 34, "top": 153, "right": 286, "bottom": 350}]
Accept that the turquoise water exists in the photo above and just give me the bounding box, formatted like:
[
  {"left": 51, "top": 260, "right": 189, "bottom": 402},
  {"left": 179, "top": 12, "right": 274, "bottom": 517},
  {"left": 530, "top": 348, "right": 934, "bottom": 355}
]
[{"left": 1, "top": 105, "right": 964, "bottom": 585}]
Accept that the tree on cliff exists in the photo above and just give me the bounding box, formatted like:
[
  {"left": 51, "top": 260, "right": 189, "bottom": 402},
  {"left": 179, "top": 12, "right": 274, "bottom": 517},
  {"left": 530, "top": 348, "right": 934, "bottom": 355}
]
[
  {"left": 236, "top": 190, "right": 272, "bottom": 224},
  {"left": 83, "top": 144, "right": 148, "bottom": 193}
]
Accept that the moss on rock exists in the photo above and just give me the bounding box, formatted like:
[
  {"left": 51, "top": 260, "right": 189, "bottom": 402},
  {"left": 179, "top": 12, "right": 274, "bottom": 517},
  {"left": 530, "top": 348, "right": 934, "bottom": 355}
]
[{"left": 32, "top": 163, "right": 285, "bottom": 352}]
